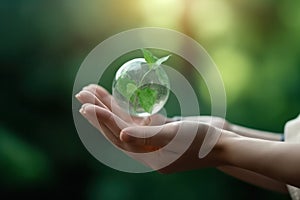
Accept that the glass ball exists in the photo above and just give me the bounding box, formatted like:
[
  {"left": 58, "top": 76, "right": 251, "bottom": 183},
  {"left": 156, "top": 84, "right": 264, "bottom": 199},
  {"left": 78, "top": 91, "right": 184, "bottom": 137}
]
[{"left": 112, "top": 58, "right": 170, "bottom": 117}]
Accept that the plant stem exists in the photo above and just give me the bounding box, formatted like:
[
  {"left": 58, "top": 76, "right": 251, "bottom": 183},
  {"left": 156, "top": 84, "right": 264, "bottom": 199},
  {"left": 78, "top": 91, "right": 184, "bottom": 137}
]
[
  {"left": 139, "top": 68, "right": 153, "bottom": 87},
  {"left": 131, "top": 67, "right": 153, "bottom": 113}
]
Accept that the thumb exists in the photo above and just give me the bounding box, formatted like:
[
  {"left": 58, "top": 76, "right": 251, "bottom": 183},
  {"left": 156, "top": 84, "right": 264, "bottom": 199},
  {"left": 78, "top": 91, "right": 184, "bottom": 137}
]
[{"left": 120, "top": 123, "right": 179, "bottom": 147}]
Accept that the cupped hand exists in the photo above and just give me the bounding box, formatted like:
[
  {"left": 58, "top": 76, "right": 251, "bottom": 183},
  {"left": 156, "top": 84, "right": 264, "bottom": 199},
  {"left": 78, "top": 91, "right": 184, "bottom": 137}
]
[{"left": 75, "top": 85, "right": 226, "bottom": 173}]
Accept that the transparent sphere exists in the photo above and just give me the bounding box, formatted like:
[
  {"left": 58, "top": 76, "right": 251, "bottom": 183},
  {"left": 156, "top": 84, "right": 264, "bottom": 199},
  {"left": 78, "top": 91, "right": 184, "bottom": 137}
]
[{"left": 112, "top": 58, "right": 170, "bottom": 117}]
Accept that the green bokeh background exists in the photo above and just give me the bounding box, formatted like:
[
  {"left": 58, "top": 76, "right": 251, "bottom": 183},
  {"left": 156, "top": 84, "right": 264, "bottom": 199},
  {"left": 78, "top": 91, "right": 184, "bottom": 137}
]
[{"left": 1, "top": 0, "right": 299, "bottom": 199}]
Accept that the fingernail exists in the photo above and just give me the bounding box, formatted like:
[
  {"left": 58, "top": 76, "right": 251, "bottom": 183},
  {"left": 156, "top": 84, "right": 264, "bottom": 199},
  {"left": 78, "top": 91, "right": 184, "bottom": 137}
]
[
  {"left": 75, "top": 93, "right": 81, "bottom": 99},
  {"left": 83, "top": 84, "right": 95, "bottom": 90},
  {"left": 79, "top": 104, "right": 89, "bottom": 115},
  {"left": 120, "top": 131, "right": 133, "bottom": 142},
  {"left": 79, "top": 107, "right": 85, "bottom": 115},
  {"left": 141, "top": 117, "right": 151, "bottom": 126},
  {"left": 83, "top": 84, "right": 93, "bottom": 90}
]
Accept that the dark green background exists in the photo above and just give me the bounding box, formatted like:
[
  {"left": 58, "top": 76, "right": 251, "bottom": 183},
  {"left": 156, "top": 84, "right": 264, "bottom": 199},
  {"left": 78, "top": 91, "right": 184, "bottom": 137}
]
[{"left": 1, "top": 0, "right": 299, "bottom": 199}]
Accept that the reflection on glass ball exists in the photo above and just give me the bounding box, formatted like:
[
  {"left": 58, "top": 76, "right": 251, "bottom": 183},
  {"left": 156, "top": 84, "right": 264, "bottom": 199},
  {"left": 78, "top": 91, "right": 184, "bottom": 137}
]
[{"left": 112, "top": 58, "right": 170, "bottom": 117}]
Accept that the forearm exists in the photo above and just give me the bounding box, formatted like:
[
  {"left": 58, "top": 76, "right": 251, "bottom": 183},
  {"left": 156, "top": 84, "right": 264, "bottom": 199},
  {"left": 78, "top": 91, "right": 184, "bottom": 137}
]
[
  {"left": 171, "top": 116, "right": 282, "bottom": 141},
  {"left": 219, "top": 133, "right": 300, "bottom": 187},
  {"left": 218, "top": 166, "right": 288, "bottom": 193},
  {"left": 229, "top": 124, "right": 282, "bottom": 141}
]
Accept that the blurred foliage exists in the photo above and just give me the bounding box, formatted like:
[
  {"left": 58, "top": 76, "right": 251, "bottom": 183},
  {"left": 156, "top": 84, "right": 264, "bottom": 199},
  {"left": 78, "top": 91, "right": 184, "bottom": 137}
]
[{"left": 1, "top": 0, "right": 299, "bottom": 199}]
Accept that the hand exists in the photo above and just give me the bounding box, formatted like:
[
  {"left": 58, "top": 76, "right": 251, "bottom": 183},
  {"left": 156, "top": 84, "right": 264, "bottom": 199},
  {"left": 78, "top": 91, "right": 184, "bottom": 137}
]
[
  {"left": 75, "top": 85, "right": 226, "bottom": 173},
  {"left": 78, "top": 103, "right": 225, "bottom": 173}
]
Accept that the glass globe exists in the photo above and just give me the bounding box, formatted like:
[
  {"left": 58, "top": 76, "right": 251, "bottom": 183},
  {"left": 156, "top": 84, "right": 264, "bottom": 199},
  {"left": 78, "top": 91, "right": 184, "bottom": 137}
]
[{"left": 112, "top": 58, "right": 170, "bottom": 117}]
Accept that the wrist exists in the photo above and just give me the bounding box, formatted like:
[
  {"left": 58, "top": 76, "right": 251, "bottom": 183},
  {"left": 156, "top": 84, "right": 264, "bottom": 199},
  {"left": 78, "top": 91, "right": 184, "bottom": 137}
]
[
  {"left": 226, "top": 122, "right": 234, "bottom": 132},
  {"left": 214, "top": 130, "right": 240, "bottom": 166}
]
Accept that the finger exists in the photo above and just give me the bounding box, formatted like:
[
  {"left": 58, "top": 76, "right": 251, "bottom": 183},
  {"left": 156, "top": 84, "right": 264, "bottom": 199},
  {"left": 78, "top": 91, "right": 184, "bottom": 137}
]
[
  {"left": 82, "top": 84, "right": 114, "bottom": 110},
  {"left": 79, "top": 103, "right": 102, "bottom": 130},
  {"left": 84, "top": 104, "right": 128, "bottom": 138},
  {"left": 82, "top": 105, "right": 155, "bottom": 153},
  {"left": 76, "top": 90, "right": 108, "bottom": 109},
  {"left": 98, "top": 123, "right": 123, "bottom": 149},
  {"left": 120, "top": 122, "right": 179, "bottom": 147},
  {"left": 147, "top": 114, "right": 167, "bottom": 126},
  {"left": 83, "top": 84, "right": 135, "bottom": 122},
  {"left": 80, "top": 103, "right": 124, "bottom": 145}
]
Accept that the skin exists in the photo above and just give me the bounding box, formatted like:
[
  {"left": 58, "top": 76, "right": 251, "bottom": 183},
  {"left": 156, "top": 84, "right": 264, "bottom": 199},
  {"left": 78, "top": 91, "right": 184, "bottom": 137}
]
[{"left": 75, "top": 84, "right": 300, "bottom": 193}]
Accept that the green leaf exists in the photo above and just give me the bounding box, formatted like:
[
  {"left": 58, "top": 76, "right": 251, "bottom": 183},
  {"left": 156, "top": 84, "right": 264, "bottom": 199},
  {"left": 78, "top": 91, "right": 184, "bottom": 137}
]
[
  {"left": 115, "top": 75, "right": 137, "bottom": 100},
  {"left": 141, "top": 49, "right": 158, "bottom": 64},
  {"left": 155, "top": 67, "right": 169, "bottom": 86},
  {"left": 126, "top": 83, "right": 137, "bottom": 96},
  {"left": 136, "top": 87, "right": 157, "bottom": 113},
  {"left": 155, "top": 55, "right": 171, "bottom": 66}
]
